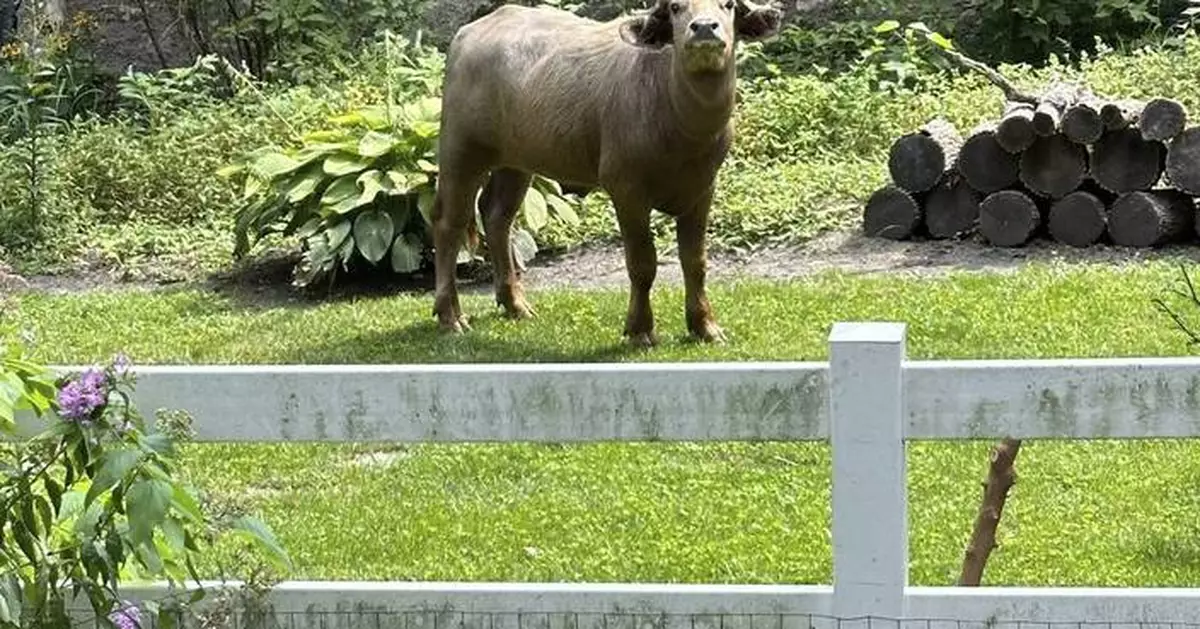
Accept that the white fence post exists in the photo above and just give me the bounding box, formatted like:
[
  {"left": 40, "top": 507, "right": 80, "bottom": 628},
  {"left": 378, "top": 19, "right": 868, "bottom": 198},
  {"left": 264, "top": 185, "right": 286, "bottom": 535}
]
[{"left": 829, "top": 321, "right": 908, "bottom": 623}]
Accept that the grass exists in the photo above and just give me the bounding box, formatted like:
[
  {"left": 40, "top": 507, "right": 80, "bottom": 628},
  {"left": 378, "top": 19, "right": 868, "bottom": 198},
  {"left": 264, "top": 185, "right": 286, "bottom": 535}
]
[{"left": 12, "top": 260, "right": 1200, "bottom": 587}]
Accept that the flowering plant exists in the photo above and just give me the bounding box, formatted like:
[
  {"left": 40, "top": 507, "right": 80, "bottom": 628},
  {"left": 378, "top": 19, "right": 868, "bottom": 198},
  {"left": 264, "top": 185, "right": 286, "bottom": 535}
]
[{"left": 0, "top": 331, "right": 291, "bottom": 628}]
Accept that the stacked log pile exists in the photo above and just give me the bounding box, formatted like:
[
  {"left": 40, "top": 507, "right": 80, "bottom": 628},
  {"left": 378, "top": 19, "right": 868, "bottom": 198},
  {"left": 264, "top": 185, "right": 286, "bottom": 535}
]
[
  {"left": 861, "top": 53, "right": 1200, "bottom": 249},
  {"left": 863, "top": 92, "right": 1200, "bottom": 248}
]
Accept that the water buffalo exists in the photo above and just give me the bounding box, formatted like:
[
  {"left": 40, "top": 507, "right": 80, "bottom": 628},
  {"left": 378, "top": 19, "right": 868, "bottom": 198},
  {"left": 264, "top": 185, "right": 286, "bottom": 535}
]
[{"left": 430, "top": 0, "right": 782, "bottom": 347}]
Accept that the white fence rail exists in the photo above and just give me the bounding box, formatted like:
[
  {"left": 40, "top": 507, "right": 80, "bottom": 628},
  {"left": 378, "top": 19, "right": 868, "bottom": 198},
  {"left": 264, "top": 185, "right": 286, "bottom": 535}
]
[{"left": 22, "top": 322, "right": 1200, "bottom": 628}]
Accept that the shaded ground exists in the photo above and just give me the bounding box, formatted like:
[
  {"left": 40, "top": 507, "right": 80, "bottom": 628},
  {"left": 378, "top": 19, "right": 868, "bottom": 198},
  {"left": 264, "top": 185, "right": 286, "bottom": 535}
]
[{"left": 10, "top": 228, "right": 1200, "bottom": 305}]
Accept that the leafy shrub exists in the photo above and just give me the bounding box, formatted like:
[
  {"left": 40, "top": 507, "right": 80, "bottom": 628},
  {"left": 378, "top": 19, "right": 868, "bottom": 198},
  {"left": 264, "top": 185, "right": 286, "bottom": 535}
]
[
  {"left": 225, "top": 95, "right": 584, "bottom": 288},
  {"left": 0, "top": 313, "right": 291, "bottom": 628}
]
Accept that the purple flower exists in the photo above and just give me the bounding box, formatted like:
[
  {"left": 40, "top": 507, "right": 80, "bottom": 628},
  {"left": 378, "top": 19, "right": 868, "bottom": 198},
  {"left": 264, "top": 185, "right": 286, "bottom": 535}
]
[
  {"left": 107, "top": 601, "right": 141, "bottom": 629},
  {"left": 112, "top": 352, "right": 131, "bottom": 377},
  {"left": 56, "top": 367, "right": 109, "bottom": 421}
]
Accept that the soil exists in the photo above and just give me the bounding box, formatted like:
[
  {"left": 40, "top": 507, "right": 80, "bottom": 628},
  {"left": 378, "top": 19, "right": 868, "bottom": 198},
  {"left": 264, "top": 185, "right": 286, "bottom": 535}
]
[{"left": 11, "top": 228, "right": 1200, "bottom": 305}]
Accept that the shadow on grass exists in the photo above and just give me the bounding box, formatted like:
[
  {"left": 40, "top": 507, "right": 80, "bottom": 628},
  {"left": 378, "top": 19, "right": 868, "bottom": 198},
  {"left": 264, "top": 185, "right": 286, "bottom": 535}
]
[{"left": 279, "top": 308, "right": 645, "bottom": 364}]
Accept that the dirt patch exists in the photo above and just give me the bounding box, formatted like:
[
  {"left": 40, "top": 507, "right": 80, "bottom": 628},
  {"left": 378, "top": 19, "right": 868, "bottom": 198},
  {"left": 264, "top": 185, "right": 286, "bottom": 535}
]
[{"left": 12, "top": 228, "right": 1200, "bottom": 302}]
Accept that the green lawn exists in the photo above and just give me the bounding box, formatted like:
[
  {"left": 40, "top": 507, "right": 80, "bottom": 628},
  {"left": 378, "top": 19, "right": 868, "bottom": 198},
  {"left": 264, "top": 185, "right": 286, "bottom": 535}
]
[{"left": 11, "top": 260, "right": 1200, "bottom": 587}]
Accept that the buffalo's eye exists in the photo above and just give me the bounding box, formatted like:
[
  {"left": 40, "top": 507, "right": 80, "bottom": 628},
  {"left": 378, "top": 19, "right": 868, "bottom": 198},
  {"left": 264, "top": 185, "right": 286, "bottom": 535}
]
[{"left": 669, "top": 1, "right": 682, "bottom": 12}]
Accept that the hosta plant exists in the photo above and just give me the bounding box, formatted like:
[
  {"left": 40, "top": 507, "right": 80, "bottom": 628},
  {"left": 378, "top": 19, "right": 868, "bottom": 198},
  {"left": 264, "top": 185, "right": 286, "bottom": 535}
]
[
  {"left": 223, "top": 95, "right": 584, "bottom": 289},
  {"left": 0, "top": 321, "right": 291, "bottom": 628}
]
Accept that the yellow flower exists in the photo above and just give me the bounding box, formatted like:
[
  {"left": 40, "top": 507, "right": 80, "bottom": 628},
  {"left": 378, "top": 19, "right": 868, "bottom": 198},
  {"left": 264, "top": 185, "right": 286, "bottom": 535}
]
[{"left": 0, "top": 43, "right": 22, "bottom": 60}]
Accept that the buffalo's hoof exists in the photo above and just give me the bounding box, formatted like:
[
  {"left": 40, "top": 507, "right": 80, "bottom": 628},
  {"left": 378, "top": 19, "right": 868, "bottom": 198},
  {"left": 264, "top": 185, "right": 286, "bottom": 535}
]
[
  {"left": 501, "top": 299, "right": 538, "bottom": 320},
  {"left": 691, "top": 321, "right": 727, "bottom": 344},
  {"left": 625, "top": 331, "right": 659, "bottom": 348},
  {"left": 438, "top": 314, "right": 472, "bottom": 334}
]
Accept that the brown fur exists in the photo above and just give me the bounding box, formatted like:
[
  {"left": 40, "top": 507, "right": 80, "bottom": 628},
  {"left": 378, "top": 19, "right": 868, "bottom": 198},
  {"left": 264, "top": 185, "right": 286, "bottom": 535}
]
[{"left": 430, "top": 0, "right": 782, "bottom": 346}]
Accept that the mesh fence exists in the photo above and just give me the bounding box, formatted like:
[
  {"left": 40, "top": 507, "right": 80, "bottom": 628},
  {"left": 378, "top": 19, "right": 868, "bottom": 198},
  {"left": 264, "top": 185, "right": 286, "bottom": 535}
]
[{"left": 60, "top": 609, "right": 1200, "bottom": 629}]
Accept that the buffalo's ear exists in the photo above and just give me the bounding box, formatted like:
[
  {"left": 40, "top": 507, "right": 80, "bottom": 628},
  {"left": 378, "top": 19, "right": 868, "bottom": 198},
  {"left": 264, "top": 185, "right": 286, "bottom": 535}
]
[
  {"left": 734, "top": 0, "right": 782, "bottom": 41},
  {"left": 619, "top": 2, "right": 673, "bottom": 47}
]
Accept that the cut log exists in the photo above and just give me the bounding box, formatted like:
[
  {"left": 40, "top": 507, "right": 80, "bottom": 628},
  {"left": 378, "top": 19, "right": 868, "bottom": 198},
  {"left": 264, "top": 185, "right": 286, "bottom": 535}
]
[
  {"left": 1032, "top": 83, "right": 1082, "bottom": 137},
  {"left": 958, "top": 438, "right": 1022, "bottom": 587},
  {"left": 957, "top": 125, "right": 1020, "bottom": 194},
  {"left": 923, "top": 172, "right": 981, "bottom": 239},
  {"left": 888, "top": 118, "right": 963, "bottom": 193},
  {"left": 1090, "top": 127, "right": 1166, "bottom": 194},
  {"left": 1061, "top": 100, "right": 1104, "bottom": 145},
  {"left": 863, "top": 185, "right": 923, "bottom": 240},
  {"left": 996, "top": 102, "right": 1036, "bottom": 153},
  {"left": 1108, "top": 189, "right": 1196, "bottom": 247},
  {"left": 1019, "top": 134, "right": 1088, "bottom": 199},
  {"left": 1139, "top": 98, "right": 1188, "bottom": 142},
  {"left": 1165, "top": 127, "right": 1200, "bottom": 195},
  {"left": 1101, "top": 99, "right": 1144, "bottom": 131},
  {"left": 979, "top": 189, "right": 1041, "bottom": 247},
  {"left": 1048, "top": 189, "right": 1108, "bottom": 248}
]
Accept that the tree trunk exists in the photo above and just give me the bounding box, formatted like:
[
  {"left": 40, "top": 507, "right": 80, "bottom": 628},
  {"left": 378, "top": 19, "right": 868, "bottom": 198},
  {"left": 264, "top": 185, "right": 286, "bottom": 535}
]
[
  {"left": 1108, "top": 190, "right": 1196, "bottom": 248},
  {"left": 958, "top": 438, "right": 1022, "bottom": 586},
  {"left": 1019, "top": 134, "right": 1088, "bottom": 199},
  {"left": 1165, "top": 128, "right": 1200, "bottom": 195},
  {"left": 1032, "top": 83, "right": 1083, "bottom": 137},
  {"left": 924, "top": 171, "right": 981, "bottom": 239},
  {"left": 996, "top": 102, "right": 1036, "bottom": 153},
  {"left": 888, "top": 117, "right": 964, "bottom": 194},
  {"left": 1139, "top": 98, "right": 1188, "bottom": 142},
  {"left": 1048, "top": 189, "right": 1108, "bottom": 248},
  {"left": 957, "top": 125, "right": 1021, "bottom": 194},
  {"left": 0, "top": 0, "right": 15, "bottom": 45},
  {"left": 863, "top": 185, "right": 923, "bottom": 240},
  {"left": 1091, "top": 127, "right": 1166, "bottom": 194},
  {"left": 979, "top": 189, "right": 1042, "bottom": 247}
]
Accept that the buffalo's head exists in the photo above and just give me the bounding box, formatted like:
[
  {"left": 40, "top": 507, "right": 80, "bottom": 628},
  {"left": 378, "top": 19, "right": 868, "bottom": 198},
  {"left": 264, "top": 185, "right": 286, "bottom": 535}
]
[{"left": 621, "top": 0, "right": 782, "bottom": 74}]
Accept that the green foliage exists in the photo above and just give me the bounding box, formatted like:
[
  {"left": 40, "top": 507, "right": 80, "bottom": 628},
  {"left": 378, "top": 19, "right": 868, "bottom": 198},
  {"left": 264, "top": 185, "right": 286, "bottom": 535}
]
[
  {"left": 0, "top": 320, "right": 291, "bottom": 627},
  {"left": 954, "top": 0, "right": 1193, "bottom": 66}
]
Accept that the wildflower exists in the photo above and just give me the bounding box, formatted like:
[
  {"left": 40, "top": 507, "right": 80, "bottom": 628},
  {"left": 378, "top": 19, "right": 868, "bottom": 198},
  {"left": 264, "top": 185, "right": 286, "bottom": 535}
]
[
  {"left": 0, "top": 43, "right": 21, "bottom": 61},
  {"left": 112, "top": 352, "right": 131, "bottom": 377},
  {"left": 107, "top": 601, "right": 141, "bottom": 629},
  {"left": 56, "top": 367, "right": 109, "bottom": 421}
]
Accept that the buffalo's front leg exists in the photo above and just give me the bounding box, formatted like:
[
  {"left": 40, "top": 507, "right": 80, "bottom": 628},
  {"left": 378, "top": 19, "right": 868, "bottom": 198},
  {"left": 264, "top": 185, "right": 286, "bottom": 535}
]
[
  {"left": 615, "top": 202, "right": 658, "bottom": 347},
  {"left": 676, "top": 192, "right": 725, "bottom": 344},
  {"left": 431, "top": 159, "right": 486, "bottom": 334}
]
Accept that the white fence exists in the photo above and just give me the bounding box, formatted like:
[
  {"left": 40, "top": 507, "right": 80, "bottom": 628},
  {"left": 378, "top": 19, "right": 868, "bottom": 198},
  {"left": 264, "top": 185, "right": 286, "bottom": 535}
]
[{"left": 28, "top": 321, "right": 1200, "bottom": 628}]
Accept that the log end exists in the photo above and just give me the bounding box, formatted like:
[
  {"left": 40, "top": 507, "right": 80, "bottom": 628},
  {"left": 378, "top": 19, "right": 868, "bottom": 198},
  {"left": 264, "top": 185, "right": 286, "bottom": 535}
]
[
  {"left": 1048, "top": 190, "right": 1107, "bottom": 248},
  {"left": 979, "top": 189, "right": 1041, "bottom": 247},
  {"left": 863, "top": 185, "right": 923, "bottom": 240}
]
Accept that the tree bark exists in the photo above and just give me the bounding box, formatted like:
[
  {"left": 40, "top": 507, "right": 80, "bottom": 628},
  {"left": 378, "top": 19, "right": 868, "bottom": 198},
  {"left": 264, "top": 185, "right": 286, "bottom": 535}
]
[
  {"left": 1165, "top": 128, "right": 1200, "bottom": 195},
  {"left": 958, "top": 438, "right": 1022, "bottom": 586},
  {"left": 957, "top": 125, "right": 1021, "bottom": 194},
  {"left": 888, "top": 117, "right": 964, "bottom": 194},
  {"left": 1048, "top": 189, "right": 1108, "bottom": 248},
  {"left": 1139, "top": 98, "right": 1188, "bottom": 142},
  {"left": 924, "top": 171, "right": 981, "bottom": 239},
  {"left": 996, "top": 102, "right": 1036, "bottom": 153},
  {"left": 1019, "top": 134, "right": 1088, "bottom": 199},
  {"left": 1090, "top": 127, "right": 1166, "bottom": 194},
  {"left": 1108, "top": 189, "right": 1197, "bottom": 248},
  {"left": 863, "top": 185, "right": 923, "bottom": 240},
  {"left": 979, "top": 189, "right": 1042, "bottom": 247},
  {"left": 1032, "top": 83, "right": 1084, "bottom": 137}
]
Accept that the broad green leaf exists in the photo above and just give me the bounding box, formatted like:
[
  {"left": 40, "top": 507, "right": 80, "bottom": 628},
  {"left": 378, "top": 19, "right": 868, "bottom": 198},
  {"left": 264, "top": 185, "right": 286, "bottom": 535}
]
[
  {"left": 390, "top": 234, "right": 423, "bottom": 273},
  {"left": 326, "top": 219, "right": 353, "bottom": 251},
  {"left": 302, "top": 129, "right": 351, "bottom": 143},
  {"left": 353, "top": 210, "right": 395, "bottom": 264},
  {"left": 127, "top": 478, "right": 174, "bottom": 549},
  {"left": 546, "top": 194, "right": 580, "bottom": 226},
  {"left": 249, "top": 151, "right": 302, "bottom": 179},
  {"left": 416, "top": 159, "right": 438, "bottom": 174},
  {"left": 875, "top": 19, "right": 901, "bottom": 32},
  {"left": 230, "top": 515, "right": 293, "bottom": 572},
  {"left": 138, "top": 432, "right": 175, "bottom": 457},
  {"left": 385, "top": 170, "right": 422, "bottom": 194},
  {"left": 215, "top": 163, "right": 244, "bottom": 178},
  {"left": 928, "top": 31, "right": 953, "bottom": 49},
  {"left": 84, "top": 448, "right": 143, "bottom": 509},
  {"left": 358, "top": 131, "right": 399, "bottom": 158},
  {"left": 323, "top": 152, "right": 374, "bottom": 177},
  {"left": 522, "top": 187, "right": 549, "bottom": 231},
  {"left": 511, "top": 228, "right": 538, "bottom": 270},
  {"left": 410, "top": 120, "right": 439, "bottom": 139},
  {"left": 319, "top": 174, "right": 359, "bottom": 207},
  {"left": 170, "top": 485, "right": 204, "bottom": 525},
  {"left": 358, "top": 169, "right": 387, "bottom": 205},
  {"left": 285, "top": 164, "right": 325, "bottom": 204}
]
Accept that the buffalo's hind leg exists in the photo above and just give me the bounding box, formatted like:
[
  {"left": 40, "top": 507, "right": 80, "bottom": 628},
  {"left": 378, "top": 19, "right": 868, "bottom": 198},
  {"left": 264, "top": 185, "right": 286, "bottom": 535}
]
[
  {"left": 480, "top": 168, "right": 536, "bottom": 319},
  {"left": 431, "top": 155, "right": 488, "bottom": 334}
]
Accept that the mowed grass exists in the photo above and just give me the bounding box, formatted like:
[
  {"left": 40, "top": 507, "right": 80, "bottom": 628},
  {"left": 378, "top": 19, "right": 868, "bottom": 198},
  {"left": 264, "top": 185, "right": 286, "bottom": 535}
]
[{"left": 12, "top": 260, "right": 1200, "bottom": 587}]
